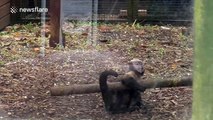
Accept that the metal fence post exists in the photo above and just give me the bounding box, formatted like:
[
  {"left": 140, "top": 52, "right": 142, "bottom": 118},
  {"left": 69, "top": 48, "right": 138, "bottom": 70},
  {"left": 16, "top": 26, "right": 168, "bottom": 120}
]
[{"left": 128, "top": 0, "right": 138, "bottom": 22}]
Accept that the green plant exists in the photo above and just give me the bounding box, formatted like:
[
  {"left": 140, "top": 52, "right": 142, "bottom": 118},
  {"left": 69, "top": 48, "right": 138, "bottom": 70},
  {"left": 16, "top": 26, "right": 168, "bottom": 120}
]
[
  {"left": 0, "top": 61, "right": 5, "bottom": 67},
  {"left": 159, "top": 47, "right": 165, "bottom": 58}
]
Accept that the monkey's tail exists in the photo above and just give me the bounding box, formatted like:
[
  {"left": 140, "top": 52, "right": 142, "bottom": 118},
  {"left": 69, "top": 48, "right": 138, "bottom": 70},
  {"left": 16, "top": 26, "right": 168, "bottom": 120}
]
[{"left": 99, "top": 70, "right": 118, "bottom": 92}]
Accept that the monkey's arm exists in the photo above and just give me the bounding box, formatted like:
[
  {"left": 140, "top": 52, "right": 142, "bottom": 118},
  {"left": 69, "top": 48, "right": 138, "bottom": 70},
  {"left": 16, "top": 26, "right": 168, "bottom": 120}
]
[{"left": 121, "top": 77, "right": 146, "bottom": 92}]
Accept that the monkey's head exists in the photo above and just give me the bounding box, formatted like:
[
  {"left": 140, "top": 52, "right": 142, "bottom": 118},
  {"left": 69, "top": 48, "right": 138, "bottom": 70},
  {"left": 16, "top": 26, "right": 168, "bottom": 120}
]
[{"left": 128, "top": 58, "right": 144, "bottom": 76}]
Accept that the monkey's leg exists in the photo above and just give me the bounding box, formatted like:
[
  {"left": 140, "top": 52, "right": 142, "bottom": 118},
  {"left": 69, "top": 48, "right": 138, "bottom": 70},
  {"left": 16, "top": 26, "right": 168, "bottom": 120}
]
[
  {"left": 129, "top": 91, "right": 142, "bottom": 109},
  {"left": 130, "top": 91, "right": 148, "bottom": 114}
]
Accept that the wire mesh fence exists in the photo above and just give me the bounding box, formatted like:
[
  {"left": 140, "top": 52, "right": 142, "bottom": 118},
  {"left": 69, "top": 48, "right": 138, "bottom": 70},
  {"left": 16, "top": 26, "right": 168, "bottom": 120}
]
[
  {"left": 97, "top": 0, "right": 193, "bottom": 22},
  {"left": 138, "top": 0, "right": 193, "bottom": 21},
  {"left": 17, "top": 0, "right": 193, "bottom": 23}
]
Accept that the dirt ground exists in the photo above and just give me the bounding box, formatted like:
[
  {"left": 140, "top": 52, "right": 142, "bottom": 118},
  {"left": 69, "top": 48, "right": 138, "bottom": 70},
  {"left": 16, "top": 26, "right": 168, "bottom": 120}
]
[{"left": 0, "top": 23, "right": 193, "bottom": 120}]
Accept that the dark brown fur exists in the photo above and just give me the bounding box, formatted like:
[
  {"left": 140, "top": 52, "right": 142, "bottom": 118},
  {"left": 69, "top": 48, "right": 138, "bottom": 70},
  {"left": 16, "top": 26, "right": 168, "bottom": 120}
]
[{"left": 99, "top": 59, "right": 146, "bottom": 114}]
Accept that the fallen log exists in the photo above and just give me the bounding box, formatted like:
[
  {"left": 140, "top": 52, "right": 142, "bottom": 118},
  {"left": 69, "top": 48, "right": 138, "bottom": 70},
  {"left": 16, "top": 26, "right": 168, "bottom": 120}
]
[{"left": 50, "top": 77, "right": 192, "bottom": 96}]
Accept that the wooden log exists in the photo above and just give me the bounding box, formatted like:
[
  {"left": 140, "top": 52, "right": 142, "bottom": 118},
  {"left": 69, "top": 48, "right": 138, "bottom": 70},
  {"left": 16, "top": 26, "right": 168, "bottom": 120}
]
[{"left": 50, "top": 77, "right": 192, "bottom": 96}]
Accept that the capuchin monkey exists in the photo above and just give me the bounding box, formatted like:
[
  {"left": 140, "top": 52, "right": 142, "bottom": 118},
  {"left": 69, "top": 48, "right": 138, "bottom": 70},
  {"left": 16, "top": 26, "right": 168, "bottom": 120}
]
[{"left": 99, "top": 59, "right": 146, "bottom": 114}]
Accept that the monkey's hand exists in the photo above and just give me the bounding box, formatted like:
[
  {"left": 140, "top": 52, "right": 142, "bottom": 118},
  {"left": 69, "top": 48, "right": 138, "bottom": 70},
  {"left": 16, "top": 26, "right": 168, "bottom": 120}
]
[{"left": 121, "top": 77, "right": 146, "bottom": 92}]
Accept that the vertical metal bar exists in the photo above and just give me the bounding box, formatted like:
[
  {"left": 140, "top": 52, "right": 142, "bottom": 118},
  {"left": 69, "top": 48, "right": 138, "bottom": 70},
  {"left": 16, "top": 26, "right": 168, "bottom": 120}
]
[
  {"left": 40, "top": 0, "right": 46, "bottom": 56},
  {"left": 91, "top": 0, "right": 94, "bottom": 41}
]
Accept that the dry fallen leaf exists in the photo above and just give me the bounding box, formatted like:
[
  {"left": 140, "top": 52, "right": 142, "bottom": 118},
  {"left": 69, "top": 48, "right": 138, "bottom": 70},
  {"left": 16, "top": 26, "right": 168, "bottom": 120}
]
[
  {"left": 33, "top": 47, "right": 40, "bottom": 53},
  {"left": 171, "top": 63, "right": 177, "bottom": 70},
  {"left": 0, "top": 87, "right": 13, "bottom": 93},
  {"left": 137, "top": 30, "right": 146, "bottom": 35},
  {"left": 99, "top": 25, "right": 112, "bottom": 33}
]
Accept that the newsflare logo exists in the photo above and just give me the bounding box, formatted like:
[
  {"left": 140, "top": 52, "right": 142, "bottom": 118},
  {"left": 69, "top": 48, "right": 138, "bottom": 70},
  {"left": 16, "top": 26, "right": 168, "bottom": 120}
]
[
  {"left": 10, "top": 6, "right": 48, "bottom": 14},
  {"left": 10, "top": 6, "right": 18, "bottom": 14}
]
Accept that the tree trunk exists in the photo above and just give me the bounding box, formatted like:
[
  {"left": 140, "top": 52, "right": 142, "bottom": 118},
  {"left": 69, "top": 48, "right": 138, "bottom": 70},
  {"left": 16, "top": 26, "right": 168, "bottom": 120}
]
[
  {"left": 192, "top": 0, "right": 213, "bottom": 120},
  {"left": 49, "top": 0, "right": 65, "bottom": 47},
  {"left": 50, "top": 77, "right": 192, "bottom": 96}
]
